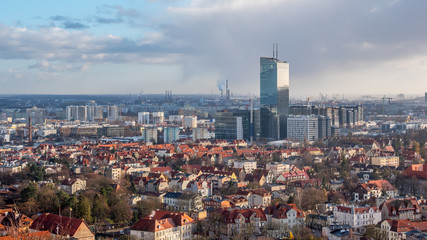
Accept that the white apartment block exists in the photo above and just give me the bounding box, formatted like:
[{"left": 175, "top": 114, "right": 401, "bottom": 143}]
[
  {"left": 234, "top": 160, "right": 257, "bottom": 173},
  {"left": 192, "top": 127, "right": 210, "bottom": 141},
  {"left": 183, "top": 116, "right": 197, "bottom": 128},
  {"left": 106, "top": 167, "right": 121, "bottom": 183},
  {"left": 333, "top": 205, "right": 381, "bottom": 229},
  {"left": 152, "top": 112, "right": 164, "bottom": 124},
  {"left": 142, "top": 127, "right": 158, "bottom": 143},
  {"left": 169, "top": 115, "right": 184, "bottom": 124},
  {"left": 107, "top": 106, "right": 120, "bottom": 121},
  {"left": 287, "top": 115, "right": 318, "bottom": 142},
  {"left": 138, "top": 112, "right": 151, "bottom": 124}
]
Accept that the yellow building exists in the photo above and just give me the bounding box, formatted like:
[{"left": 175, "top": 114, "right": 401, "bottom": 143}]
[{"left": 371, "top": 156, "right": 399, "bottom": 167}]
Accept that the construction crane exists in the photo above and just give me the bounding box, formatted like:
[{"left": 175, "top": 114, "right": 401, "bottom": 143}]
[
  {"left": 382, "top": 96, "right": 393, "bottom": 115},
  {"left": 306, "top": 96, "right": 313, "bottom": 107}
]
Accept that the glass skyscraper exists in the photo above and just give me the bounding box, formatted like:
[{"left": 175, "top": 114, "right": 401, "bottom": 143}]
[{"left": 260, "top": 57, "right": 289, "bottom": 139}]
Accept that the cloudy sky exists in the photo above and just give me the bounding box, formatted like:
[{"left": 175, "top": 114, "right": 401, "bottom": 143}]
[{"left": 1, "top": 0, "right": 427, "bottom": 98}]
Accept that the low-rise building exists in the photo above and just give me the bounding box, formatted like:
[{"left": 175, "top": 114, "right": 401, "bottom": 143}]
[
  {"left": 264, "top": 203, "right": 305, "bottom": 231},
  {"left": 162, "top": 192, "right": 202, "bottom": 212},
  {"left": 377, "top": 219, "right": 427, "bottom": 240},
  {"left": 380, "top": 198, "right": 422, "bottom": 221},
  {"left": 60, "top": 178, "right": 86, "bottom": 195},
  {"left": 213, "top": 208, "right": 267, "bottom": 239},
  {"left": 30, "top": 213, "right": 94, "bottom": 240},
  {"left": 353, "top": 180, "right": 399, "bottom": 201},
  {"left": 333, "top": 205, "right": 381, "bottom": 230},
  {"left": 130, "top": 210, "right": 195, "bottom": 240},
  {"left": 371, "top": 156, "right": 399, "bottom": 167}
]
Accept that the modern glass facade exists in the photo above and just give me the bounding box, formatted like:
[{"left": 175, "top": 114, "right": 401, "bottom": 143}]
[
  {"left": 215, "top": 110, "right": 251, "bottom": 141},
  {"left": 260, "top": 57, "right": 289, "bottom": 116},
  {"left": 260, "top": 57, "right": 289, "bottom": 139}
]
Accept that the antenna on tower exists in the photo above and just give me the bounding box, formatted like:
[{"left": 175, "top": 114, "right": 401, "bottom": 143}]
[
  {"left": 273, "top": 43, "right": 275, "bottom": 58},
  {"left": 276, "top": 43, "right": 278, "bottom": 59}
]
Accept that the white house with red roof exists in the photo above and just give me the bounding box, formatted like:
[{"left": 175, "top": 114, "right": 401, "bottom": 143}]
[
  {"left": 276, "top": 170, "right": 309, "bottom": 184},
  {"left": 186, "top": 180, "right": 212, "bottom": 197},
  {"left": 264, "top": 203, "right": 305, "bottom": 228},
  {"left": 130, "top": 210, "right": 195, "bottom": 240},
  {"left": 353, "top": 179, "right": 398, "bottom": 201},
  {"left": 333, "top": 205, "right": 381, "bottom": 229}
]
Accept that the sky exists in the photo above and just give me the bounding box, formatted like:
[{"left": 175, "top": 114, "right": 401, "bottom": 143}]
[{"left": 1, "top": 0, "right": 427, "bottom": 98}]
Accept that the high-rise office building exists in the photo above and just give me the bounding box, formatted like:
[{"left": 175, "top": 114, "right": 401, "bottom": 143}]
[
  {"left": 318, "top": 115, "right": 332, "bottom": 139},
  {"left": 260, "top": 57, "right": 290, "bottom": 116},
  {"left": 260, "top": 55, "right": 289, "bottom": 139}
]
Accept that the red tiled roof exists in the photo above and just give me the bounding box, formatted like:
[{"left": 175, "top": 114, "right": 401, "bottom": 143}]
[
  {"left": 30, "top": 213, "right": 91, "bottom": 237},
  {"left": 131, "top": 211, "right": 194, "bottom": 232}
]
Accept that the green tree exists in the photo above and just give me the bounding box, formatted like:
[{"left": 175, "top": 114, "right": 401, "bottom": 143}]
[
  {"left": 68, "top": 195, "right": 79, "bottom": 218},
  {"left": 77, "top": 195, "right": 92, "bottom": 222},
  {"left": 27, "top": 164, "right": 45, "bottom": 181},
  {"left": 92, "top": 194, "right": 109, "bottom": 222},
  {"left": 57, "top": 190, "right": 70, "bottom": 209},
  {"left": 20, "top": 183, "right": 38, "bottom": 202}
]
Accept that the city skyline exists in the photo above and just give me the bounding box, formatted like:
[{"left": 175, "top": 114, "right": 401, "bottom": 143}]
[{"left": 1, "top": 0, "right": 427, "bottom": 97}]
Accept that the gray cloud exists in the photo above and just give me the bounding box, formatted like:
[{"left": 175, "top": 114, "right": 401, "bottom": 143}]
[
  {"left": 2, "top": 0, "right": 427, "bottom": 96},
  {"left": 50, "top": 15, "right": 88, "bottom": 29},
  {"left": 63, "top": 22, "right": 88, "bottom": 29},
  {"left": 158, "top": 0, "right": 427, "bottom": 96}
]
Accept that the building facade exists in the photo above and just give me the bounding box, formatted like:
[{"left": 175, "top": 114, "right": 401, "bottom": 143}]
[
  {"left": 260, "top": 56, "right": 290, "bottom": 139},
  {"left": 287, "top": 115, "right": 319, "bottom": 142}
]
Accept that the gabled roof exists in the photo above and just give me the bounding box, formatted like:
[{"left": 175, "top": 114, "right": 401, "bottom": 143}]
[
  {"left": 264, "top": 203, "right": 305, "bottom": 219},
  {"left": 380, "top": 198, "right": 420, "bottom": 216},
  {"left": 30, "top": 213, "right": 92, "bottom": 237}
]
